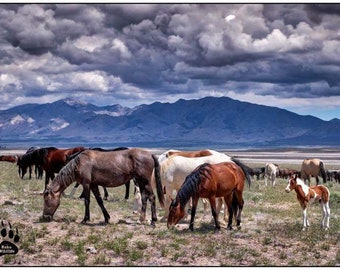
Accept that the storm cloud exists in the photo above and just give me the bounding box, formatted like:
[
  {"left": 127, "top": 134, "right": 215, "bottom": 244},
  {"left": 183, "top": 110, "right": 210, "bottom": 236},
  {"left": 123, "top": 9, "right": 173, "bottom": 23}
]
[{"left": 0, "top": 3, "right": 339, "bottom": 119}]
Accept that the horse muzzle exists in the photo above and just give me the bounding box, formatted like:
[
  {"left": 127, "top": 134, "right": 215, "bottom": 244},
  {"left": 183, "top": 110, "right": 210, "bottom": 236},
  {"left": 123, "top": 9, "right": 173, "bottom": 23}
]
[{"left": 40, "top": 214, "right": 53, "bottom": 222}]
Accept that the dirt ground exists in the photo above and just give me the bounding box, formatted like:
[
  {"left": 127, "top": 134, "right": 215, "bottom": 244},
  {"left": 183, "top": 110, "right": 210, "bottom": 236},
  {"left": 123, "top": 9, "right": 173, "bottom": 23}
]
[{"left": 0, "top": 148, "right": 339, "bottom": 266}]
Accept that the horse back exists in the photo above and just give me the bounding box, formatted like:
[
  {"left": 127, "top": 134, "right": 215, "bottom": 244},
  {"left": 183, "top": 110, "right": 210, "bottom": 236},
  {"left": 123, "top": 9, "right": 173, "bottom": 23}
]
[
  {"left": 301, "top": 158, "right": 322, "bottom": 176},
  {"left": 197, "top": 162, "right": 245, "bottom": 198},
  {"left": 311, "top": 185, "right": 330, "bottom": 203},
  {"left": 78, "top": 148, "right": 155, "bottom": 184}
]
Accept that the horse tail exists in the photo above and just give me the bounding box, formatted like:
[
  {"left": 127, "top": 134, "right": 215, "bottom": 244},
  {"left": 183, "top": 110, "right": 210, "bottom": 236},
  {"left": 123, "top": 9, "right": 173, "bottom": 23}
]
[
  {"left": 152, "top": 154, "right": 165, "bottom": 208},
  {"left": 231, "top": 157, "right": 251, "bottom": 188},
  {"left": 319, "top": 161, "right": 327, "bottom": 183}
]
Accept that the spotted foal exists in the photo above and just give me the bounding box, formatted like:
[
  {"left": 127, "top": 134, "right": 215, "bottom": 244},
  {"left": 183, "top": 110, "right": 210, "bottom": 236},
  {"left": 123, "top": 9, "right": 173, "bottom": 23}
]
[{"left": 285, "top": 175, "right": 330, "bottom": 231}]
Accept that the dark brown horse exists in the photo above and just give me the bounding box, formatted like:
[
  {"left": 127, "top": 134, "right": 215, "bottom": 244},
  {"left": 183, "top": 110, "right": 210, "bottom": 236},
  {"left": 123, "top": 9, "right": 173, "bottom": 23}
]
[
  {"left": 17, "top": 147, "right": 42, "bottom": 179},
  {"left": 167, "top": 160, "right": 251, "bottom": 231},
  {"left": 65, "top": 147, "right": 132, "bottom": 201},
  {"left": 42, "top": 148, "right": 165, "bottom": 226},
  {"left": 18, "top": 146, "right": 86, "bottom": 191}
]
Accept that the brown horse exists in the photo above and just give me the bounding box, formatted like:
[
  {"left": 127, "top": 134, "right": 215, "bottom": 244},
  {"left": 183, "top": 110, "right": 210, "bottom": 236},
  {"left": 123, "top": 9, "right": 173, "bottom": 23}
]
[
  {"left": 18, "top": 146, "right": 86, "bottom": 191},
  {"left": 65, "top": 147, "right": 131, "bottom": 201},
  {"left": 285, "top": 174, "right": 330, "bottom": 231},
  {"left": 0, "top": 155, "right": 18, "bottom": 163},
  {"left": 167, "top": 160, "right": 251, "bottom": 231},
  {"left": 300, "top": 158, "right": 327, "bottom": 185},
  {"left": 42, "top": 148, "right": 165, "bottom": 226},
  {"left": 158, "top": 149, "right": 226, "bottom": 222}
]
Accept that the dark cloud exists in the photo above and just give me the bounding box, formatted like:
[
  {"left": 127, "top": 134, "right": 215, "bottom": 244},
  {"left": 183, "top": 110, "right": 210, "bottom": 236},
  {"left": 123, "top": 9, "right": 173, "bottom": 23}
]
[{"left": 0, "top": 3, "right": 339, "bottom": 119}]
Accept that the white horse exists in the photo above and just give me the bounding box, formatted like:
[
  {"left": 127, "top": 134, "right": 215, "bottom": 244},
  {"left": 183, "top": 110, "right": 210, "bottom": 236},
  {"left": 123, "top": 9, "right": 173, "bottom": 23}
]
[
  {"left": 264, "top": 163, "right": 279, "bottom": 187},
  {"left": 159, "top": 152, "right": 233, "bottom": 221}
]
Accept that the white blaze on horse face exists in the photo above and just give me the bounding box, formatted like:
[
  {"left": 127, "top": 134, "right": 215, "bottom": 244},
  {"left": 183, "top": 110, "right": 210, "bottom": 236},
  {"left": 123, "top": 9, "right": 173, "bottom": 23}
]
[{"left": 285, "top": 180, "right": 292, "bottom": 192}]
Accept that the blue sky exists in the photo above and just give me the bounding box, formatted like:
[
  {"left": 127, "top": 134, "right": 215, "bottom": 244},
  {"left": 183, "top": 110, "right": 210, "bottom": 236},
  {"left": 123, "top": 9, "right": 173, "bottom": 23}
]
[{"left": 0, "top": 3, "right": 339, "bottom": 120}]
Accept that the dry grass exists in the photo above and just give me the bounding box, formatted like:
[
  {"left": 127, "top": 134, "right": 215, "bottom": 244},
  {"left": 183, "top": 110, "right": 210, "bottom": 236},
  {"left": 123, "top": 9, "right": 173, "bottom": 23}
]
[{"left": 0, "top": 158, "right": 339, "bottom": 266}]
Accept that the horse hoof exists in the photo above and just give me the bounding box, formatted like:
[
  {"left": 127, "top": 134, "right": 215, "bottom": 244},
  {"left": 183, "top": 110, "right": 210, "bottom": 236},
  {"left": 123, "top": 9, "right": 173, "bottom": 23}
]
[{"left": 237, "top": 225, "right": 242, "bottom": 230}]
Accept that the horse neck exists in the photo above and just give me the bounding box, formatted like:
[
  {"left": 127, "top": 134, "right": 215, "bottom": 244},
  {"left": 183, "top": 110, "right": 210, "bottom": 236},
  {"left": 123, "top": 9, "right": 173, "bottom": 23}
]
[
  {"left": 50, "top": 160, "right": 77, "bottom": 193},
  {"left": 52, "top": 174, "right": 74, "bottom": 194},
  {"left": 176, "top": 165, "right": 206, "bottom": 208},
  {"left": 293, "top": 179, "right": 310, "bottom": 200}
]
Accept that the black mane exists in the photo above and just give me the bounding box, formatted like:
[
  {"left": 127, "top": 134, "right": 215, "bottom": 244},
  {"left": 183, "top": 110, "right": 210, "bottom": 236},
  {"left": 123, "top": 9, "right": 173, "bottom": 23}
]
[{"left": 176, "top": 163, "right": 211, "bottom": 208}]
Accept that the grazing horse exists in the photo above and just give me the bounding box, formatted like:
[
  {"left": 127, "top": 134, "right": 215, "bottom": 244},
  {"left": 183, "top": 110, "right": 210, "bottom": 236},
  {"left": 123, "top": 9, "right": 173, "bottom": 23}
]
[
  {"left": 167, "top": 161, "right": 251, "bottom": 231},
  {"left": 42, "top": 148, "right": 165, "bottom": 226},
  {"left": 19, "top": 146, "right": 86, "bottom": 191},
  {"left": 17, "top": 147, "right": 44, "bottom": 179},
  {"left": 249, "top": 167, "right": 265, "bottom": 181},
  {"left": 65, "top": 147, "right": 131, "bottom": 201},
  {"left": 159, "top": 151, "right": 235, "bottom": 220},
  {"left": 278, "top": 168, "right": 300, "bottom": 179},
  {"left": 285, "top": 175, "right": 330, "bottom": 231},
  {"left": 264, "top": 163, "right": 279, "bottom": 187},
  {"left": 158, "top": 149, "right": 233, "bottom": 221},
  {"left": 300, "top": 158, "right": 327, "bottom": 185}
]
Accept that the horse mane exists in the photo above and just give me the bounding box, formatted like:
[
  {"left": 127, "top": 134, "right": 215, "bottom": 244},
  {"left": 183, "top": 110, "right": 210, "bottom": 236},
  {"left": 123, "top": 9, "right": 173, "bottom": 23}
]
[
  {"left": 176, "top": 163, "right": 211, "bottom": 208},
  {"left": 295, "top": 177, "right": 310, "bottom": 196},
  {"left": 49, "top": 155, "right": 80, "bottom": 193}
]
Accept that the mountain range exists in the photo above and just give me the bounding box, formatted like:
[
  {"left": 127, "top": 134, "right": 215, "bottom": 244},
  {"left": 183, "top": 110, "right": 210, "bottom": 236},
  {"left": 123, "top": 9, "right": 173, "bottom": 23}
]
[{"left": 1, "top": 96, "right": 340, "bottom": 149}]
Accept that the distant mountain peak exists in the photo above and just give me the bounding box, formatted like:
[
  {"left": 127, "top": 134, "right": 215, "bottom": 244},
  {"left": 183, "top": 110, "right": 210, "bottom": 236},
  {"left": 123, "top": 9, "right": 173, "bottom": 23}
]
[{"left": 62, "top": 98, "right": 88, "bottom": 107}]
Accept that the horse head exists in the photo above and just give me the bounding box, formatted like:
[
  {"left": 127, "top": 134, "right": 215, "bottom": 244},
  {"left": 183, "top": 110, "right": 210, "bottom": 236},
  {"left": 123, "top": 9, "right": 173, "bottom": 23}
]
[
  {"left": 167, "top": 197, "right": 185, "bottom": 229},
  {"left": 285, "top": 174, "right": 298, "bottom": 193},
  {"left": 41, "top": 185, "right": 61, "bottom": 222}
]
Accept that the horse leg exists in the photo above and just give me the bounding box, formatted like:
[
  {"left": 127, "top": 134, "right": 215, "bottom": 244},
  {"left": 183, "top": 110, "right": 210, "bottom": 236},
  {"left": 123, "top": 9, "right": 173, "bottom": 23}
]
[
  {"left": 91, "top": 185, "right": 110, "bottom": 224},
  {"left": 44, "top": 172, "right": 51, "bottom": 192},
  {"left": 224, "top": 194, "right": 233, "bottom": 230},
  {"left": 272, "top": 174, "right": 276, "bottom": 187},
  {"left": 138, "top": 184, "right": 148, "bottom": 224},
  {"left": 189, "top": 196, "right": 199, "bottom": 231},
  {"left": 315, "top": 175, "right": 319, "bottom": 185},
  {"left": 81, "top": 184, "right": 91, "bottom": 224},
  {"left": 103, "top": 187, "right": 109, "bottom": 200},
  {"left": 161, "top": 184, "right": 172, "bottom": 221},
  {"left": 321, "top": 202, "right": 331, "bottom": 230},
  {"left": 209, "top": 196, "right": 220, "bottom": 231},
  {"left": 124, "top": 180, "right": 130, "bottom": 200},
  {"left": 233, "top": 191, "right": 244, "bottom": 230},
  {"left": 302, "top": 207, "right": 308, "bottom": 231},
  {"left": 133, "top": 186, "right": 142, "bottom": 214},
  {"left": 29, "top": 166, "right": 32, "bottom": 179}
]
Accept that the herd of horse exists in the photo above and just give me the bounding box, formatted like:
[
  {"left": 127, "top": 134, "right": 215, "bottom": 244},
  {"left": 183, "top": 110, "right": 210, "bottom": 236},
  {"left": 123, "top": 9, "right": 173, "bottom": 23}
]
[{"left": 0, "top": 146, "right": 337, "bottom": 231}]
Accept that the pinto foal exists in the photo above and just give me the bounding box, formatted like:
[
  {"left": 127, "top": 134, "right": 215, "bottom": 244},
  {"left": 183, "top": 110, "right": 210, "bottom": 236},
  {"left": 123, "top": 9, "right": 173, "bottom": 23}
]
[{"left": 285, "top": 175, "right": 330, "bottom": 231}]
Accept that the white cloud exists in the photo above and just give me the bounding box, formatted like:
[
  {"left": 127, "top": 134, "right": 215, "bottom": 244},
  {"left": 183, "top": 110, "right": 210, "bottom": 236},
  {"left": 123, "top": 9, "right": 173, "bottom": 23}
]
[
  {"left": 111, "top": 38, "right": 132, "bottom": 59},
  {"left": 74, "top": 35, "right": 109, "bottom": 53}
]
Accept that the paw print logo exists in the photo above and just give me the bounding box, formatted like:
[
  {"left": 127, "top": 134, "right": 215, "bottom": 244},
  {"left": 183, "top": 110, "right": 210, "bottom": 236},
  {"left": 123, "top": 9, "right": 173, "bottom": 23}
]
[{"left": 0, "top": 220, "right": 20, "bottom": 256}]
